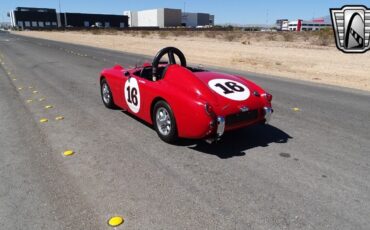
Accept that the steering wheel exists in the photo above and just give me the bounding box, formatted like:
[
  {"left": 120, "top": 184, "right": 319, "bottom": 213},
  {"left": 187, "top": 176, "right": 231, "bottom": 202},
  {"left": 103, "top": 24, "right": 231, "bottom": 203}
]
[{"left": 152, "top": 47, "right": 187, "bottom": 80}]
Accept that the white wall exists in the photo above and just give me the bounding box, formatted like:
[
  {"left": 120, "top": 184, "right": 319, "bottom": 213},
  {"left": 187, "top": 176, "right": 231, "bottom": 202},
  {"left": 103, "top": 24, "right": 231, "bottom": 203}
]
[
  {"left": 138, "top": 9, "right": 158, "bottom": 27},
  {"left": 10, "top": 11, "right": 16, "bottom": 27},
  {"left": 123, "top": 11, "right": 131, "bottom": 26}
]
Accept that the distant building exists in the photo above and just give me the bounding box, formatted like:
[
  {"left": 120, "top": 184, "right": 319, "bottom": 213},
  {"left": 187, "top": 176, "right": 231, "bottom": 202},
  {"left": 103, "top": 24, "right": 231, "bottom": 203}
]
[
  {"left": 288, "top": 19, "right": 331, "bottom": 31},
  {"left": 182, "top": 12, "right": 214, "bottom": 27},
  {"left": 8, "top": 7, "right": 128, "bottom": 29},
  {"left": 124, "top": 8, "right": 182, "bottom": 28},
  {"left": 57, "top": 13, "right": 128, "bottom": 28},
  {"left": 276, "top": 19, "right": 289, "bottom": 31},
  {"left": 9, "top": 7, "right": 58, "bottom": 29}
]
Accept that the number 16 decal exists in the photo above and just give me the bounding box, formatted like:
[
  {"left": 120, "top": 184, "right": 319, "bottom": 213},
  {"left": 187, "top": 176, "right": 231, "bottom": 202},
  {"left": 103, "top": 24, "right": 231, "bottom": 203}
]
[
  {"left": 208, "top": 79, "right": 250, "bottom": 101},
  {"left": 124, "top": 78, "right": 141, "bottom": 113}
]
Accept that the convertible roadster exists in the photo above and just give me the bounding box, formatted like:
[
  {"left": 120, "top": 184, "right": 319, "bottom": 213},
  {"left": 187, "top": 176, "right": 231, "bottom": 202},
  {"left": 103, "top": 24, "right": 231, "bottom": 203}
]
[{"left": 100, "top": 47, "right": 273, "bottom": 143}]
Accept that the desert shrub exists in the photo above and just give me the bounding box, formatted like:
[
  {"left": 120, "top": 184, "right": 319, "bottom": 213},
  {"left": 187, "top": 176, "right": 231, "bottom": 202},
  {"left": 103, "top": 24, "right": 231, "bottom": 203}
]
[
  {"left": 267, "top": 33, "right": 277, "bottom": 41},
  {"left": 241, "top": 40, "right": 251, "bottom": 45},
  {"left": 204, "top": 31, "right": 217, "bottom": 39},
  {"left": 140, "top": 30, "right": 151, "bottom": 38},
  {"left": 282, "top": 32, "right": 294, "bottom": 42},
  {"left": 224, "top": 33, "right": 236, "bottom": 42},
  {"left": 301, "top": 32, "right": 311, "bottom": 42},
  {"left": 222, "top": 32, "right": 243, "bottom": 42},
  {"left": 91, "top": 29, "right": 103, "bottom": 35},
  {"left": 315, "top": 28, "right": 333, "bottom": 46},
  {"left": 158, "top": 31, "right": 169, "bottom": 39},
  {"left": 171, "top": 30, "right": 188, "bottom": 37},
  {"left": 103, "top": 29, "right": 115, "bottom": 35}
]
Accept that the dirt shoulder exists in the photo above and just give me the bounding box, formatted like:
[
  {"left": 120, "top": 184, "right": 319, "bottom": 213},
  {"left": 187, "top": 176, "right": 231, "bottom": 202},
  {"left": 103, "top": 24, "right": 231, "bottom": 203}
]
[{"left": 12, "top": 30, "right": 370, "bottom": 91}]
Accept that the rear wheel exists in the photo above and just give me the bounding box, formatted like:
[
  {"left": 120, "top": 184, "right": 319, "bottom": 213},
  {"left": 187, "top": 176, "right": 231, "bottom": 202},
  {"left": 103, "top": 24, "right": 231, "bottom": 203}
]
[
  {"left": 153, "top": 101, "right": 178, "bottom": 143},
  {"left": 100, "top": 78, "right": 115, "bottom": 109}
]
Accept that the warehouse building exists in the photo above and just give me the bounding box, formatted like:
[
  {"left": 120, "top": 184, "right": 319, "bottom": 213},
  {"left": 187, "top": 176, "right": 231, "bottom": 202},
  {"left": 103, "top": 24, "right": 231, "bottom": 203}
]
[
  {"left": 8, "top": 7, "right": 128, "bottom": 29},
  {"left": 9, "top": 7, "right": 58, "bottom": 29},
  {"left": 181, "top": 12, "right": 215, "bottom": 27},
  {"left": 276, "top": 19, "right": 289, "bottom": 31},
  {"left": 57, "top": 13, "right": 128, "bottom": 28},
  {"left": 288, "top": 19, "right": 331, "bottom": 31},
  {"left": 124, "top": 8, "right": 182, "bottom": 28}
]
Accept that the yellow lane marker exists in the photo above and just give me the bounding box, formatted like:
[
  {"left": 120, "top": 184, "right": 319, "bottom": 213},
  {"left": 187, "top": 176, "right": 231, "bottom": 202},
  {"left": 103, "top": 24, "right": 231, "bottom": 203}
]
[
  {"left": 18, "top": 87, "right": 23, "bottom": 90},
  {"left": 63, "top": 150, "right": 74, "bottom": 156},
  {"left": 55, "top": 116, "right": 64, "bottom": 121},
  {"left": 32, "top": 90, "right": 39, "bottom": 94},
  {"left": 12, "top": 78, "right": 16, "bottom": 81},
  {"left": 38, "top": 98, "right": 45, "bottom": 102},
  {"left": 108, "top": 216, "right": 124, "bottom": 227},
  {"left": 39, "top": 118, "right": 48, "bottom": 123},
  {"left": 292, "top": 107, "right": 301, "bottom": 112},
  {"left": 44, "top": 105, "right": 54, "bottom": 109},
  {"left": 26, "top": 99, "right": 33, "bottom": 103}
]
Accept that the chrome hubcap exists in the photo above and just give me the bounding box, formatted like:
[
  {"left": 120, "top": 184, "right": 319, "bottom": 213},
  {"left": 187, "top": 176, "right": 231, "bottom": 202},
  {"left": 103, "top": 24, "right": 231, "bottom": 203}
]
[
  {"left": 156, "top": 107, "right": 171, "bottom": 136},
  {"left": 102, "top": 83, "right": 110, "bottom": 104}
]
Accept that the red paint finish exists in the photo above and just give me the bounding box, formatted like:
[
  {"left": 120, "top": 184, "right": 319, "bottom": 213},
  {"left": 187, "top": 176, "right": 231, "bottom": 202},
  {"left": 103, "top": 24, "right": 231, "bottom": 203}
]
[
  {"left": 100, "top": 64, "right": 272, "bottom": 140},
  {"left": 297, "top": 19, "right": 302, "bottom": 32}
]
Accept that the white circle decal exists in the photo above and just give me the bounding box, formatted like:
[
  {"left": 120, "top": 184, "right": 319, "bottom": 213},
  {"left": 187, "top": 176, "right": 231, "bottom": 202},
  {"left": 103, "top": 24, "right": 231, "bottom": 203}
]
[
  {"left": 124, "top": 77, "right": 141, "bottom": 113},
  {"left": 208, "top": 79, "right": 250, "bottom": 101}
]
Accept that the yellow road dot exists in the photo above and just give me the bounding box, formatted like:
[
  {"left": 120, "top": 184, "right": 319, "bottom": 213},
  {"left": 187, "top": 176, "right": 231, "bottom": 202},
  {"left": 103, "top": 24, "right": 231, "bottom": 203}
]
[
  {"left": 28, "top": 86, "right": 34, "bottom": 89},
  {"left": 44, "top": 105, "right": 54, "bottom": 109},
  {"left": 39, "top": 118, "right": 48, "bottom": 123},
  {"left": 18, "top": 87, "right": 23, "bottom": 90},
  {"left": 12, "top": 78, "right": 16, "bottom": 81},
  {"left": 32, "top": 91, "right": 39, "bottom": 94},
  {"left": 38, "top": 98, "right": 45, "bottom": 102},
  {"left": 63, "top": 150, "right": 74, "bottom": 156},
  {"left": 292, "top": 108, "right": 301, "bottom": 112},
  {"left": 55, "top": 116, "right": 64, "bottom": 121},
  {"left": 108, "top": 216, "right": 124, "bottom": 227},
  {"left": 26, "top": 99, "right": 33, "bottom": 103}
]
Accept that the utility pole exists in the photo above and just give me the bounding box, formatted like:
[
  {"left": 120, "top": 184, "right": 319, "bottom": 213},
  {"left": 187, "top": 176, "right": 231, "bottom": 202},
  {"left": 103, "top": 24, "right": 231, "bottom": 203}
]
[{"left": 58, "top": 0, "right": 62, "bottom": 13}]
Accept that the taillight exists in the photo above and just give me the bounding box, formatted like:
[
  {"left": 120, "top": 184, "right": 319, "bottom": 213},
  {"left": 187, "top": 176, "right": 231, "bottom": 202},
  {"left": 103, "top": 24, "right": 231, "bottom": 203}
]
[{"left": 264, "top": 93, "right": 273, "bottom": 102}]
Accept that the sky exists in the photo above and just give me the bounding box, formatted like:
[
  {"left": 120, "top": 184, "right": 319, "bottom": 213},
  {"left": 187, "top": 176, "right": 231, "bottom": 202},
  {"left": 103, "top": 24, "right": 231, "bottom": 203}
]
[{"left": 1, "top": 0, "right": 369, "bottom": 24}]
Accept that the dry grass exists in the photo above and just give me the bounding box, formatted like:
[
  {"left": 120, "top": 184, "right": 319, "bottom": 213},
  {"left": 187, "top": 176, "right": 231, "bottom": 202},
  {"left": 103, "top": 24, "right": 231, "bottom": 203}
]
[
  {"left": 282, "top": 32, "right": 294, "bottom": 42},
  {"left": 312, "top": 29, "right": 333, "bottom": 46},
  {"left": 85, "top": 29, "right": 335, "bottom": 46}
]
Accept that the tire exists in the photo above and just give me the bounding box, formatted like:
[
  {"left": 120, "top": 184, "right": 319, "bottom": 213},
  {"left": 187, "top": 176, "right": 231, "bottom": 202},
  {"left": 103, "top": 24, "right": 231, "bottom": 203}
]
[
  {"left": 100, "top": 78, "right": 116, "bottom": 109},
  {"left": 152, "top": 100, "right": 178, "bottom": 143}
]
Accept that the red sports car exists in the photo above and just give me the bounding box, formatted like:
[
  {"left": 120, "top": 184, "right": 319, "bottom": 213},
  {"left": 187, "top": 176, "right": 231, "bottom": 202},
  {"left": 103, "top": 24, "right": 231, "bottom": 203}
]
[{"left": 100, "top": 47, "right": 273, "bottom": 143}]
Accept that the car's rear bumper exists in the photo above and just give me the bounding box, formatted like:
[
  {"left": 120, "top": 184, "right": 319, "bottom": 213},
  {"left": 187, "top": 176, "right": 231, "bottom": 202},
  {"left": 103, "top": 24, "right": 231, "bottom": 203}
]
[{"left": 206, "top": 107, "right": 273, "bottom": 143}]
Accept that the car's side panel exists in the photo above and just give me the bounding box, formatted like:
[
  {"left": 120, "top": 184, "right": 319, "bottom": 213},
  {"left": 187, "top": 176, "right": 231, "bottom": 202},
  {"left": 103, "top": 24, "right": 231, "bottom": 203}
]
[
  {"left": 120, "top": 66, "right": 214, "bottom": 139},
  {"left": 101, "top": 68, "right": 128, "bottom": 109}
]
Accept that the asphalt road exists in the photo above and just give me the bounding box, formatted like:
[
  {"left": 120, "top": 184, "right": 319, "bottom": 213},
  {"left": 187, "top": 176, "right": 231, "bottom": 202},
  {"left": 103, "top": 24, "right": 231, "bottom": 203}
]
[{"left": 0, "top": 31, "right": 369, "bottom": 230}]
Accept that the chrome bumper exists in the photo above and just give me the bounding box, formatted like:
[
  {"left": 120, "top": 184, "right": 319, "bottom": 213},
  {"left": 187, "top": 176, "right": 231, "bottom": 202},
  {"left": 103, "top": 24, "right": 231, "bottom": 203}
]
[
  {"left": 216, "top": 116, "right": 225, "bottom": 137},
  {"left": 264, "top": 107, "right": 273, "bottom": 124}
]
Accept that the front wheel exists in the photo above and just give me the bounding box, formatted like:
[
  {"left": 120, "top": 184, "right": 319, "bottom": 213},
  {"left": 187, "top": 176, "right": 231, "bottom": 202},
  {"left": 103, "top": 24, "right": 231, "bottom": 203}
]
[
  {"left": 153, "top": 101, "right": 178, "bottom": 143},
  {"left": 100, "top": 78, "right": 116, "bottom": 109}
]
